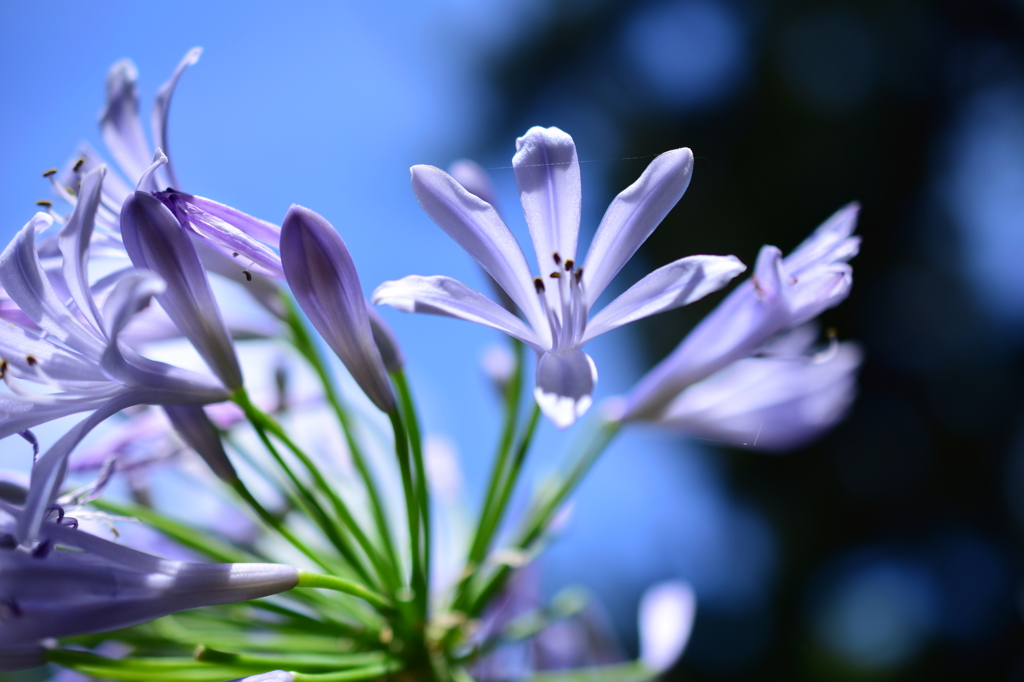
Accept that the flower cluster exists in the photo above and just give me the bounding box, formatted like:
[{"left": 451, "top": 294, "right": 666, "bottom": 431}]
[{"left": 0, "top": 50, "right": 861, "bottom": 681}]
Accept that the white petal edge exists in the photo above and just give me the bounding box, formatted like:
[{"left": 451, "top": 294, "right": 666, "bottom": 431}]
[
  {"left": 582, "top": 254, "right": 745, "bottom": 343},
  {"left": 533, "top": 349, "right": 597, "bottom": 428},
  {"left": 639, "top": 581, "right": 697, "bottom": 672}
]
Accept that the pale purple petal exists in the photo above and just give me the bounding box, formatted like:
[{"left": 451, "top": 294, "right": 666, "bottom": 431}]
[
  {"left": 57, "top": 166, "right": 107, "bottom": 333},
  {"left": 411, "top": 165, "right": 549, "bottom": 344},
  {"left": 0, "top": 392, "right": 118, "bottom": 442},
  {"left": 0, "top": 510, "right": 299, "bottom": 643},
  {"left": 784, "top": 202, "right": 861, "bottom": 275},
  {"left": 163, "top": 404, "right": 237, "bottom": 483},
  {"left": 449, "top": 159, "right": 501, "bottom": 209},
  {"left": 121, "top": 191, "right": 242, "bottom": 390},
  {"left": 0, "top": 322, "right": 106, "bottom": 384},
  {"left": 534, "top": 349, "right": 597, "bottom": 428},
  {"left": 373, "top": 275, "right": 542, "bottom": 350},
  {"left": 658, "top": 342, "right": 862, "bottom": 451},
  {"left": 158, "top": 191, "right": 283, "bottom": 277},
  {"left": 621, "top": 246, "right": 789, "bottom": 419},
  {"left": 151, "top": 47, "right": 202, "bottom": 189},
  {"left": 0, "top": 214, "right": 105, "bottom": 358},
  {"left": 281, "top": 205, "right": 395, "bottom": 413},
  {"left": 582, "top": 148, "right": 695, "bottom": 306},
  {"left": 100, "top": 60, "right": 154, "bottom": 189},
  {"left": 788, "top": 263, "right": 853, "bottom": 326},
  {"left": 582, "top": 255, "right": 745, "bottom": 342},
  {"left": 16, "top": 391, "right": 142, "bottom": 544},
  {"left": 366, "top": 305, "right": 405, "bottom": 372},
  {"left": 639, "top": 581, "right": 696, "bottom": 672},
  {"left": 513, "top": 127, "right": 582, "bottom": 276}
]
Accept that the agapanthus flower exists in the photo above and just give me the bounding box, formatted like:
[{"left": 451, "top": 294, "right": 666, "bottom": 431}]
[
  {"left": 614, "top": 203, "right": 861, "bottom": 424},
  {"left": 640, "top": 325, "right": 863, "bottom": 451},
  {"left": 374, "top": 126, "right": 745, "bottom": 427},
  {"left": 0, "top": 500, "right": 298, "bottom": 647},
  {"left": 281, "top": 205, "right": 397, "bottom": 413},
  {"left": 0, "top": 167, "right": 231, "bottom": 545}
]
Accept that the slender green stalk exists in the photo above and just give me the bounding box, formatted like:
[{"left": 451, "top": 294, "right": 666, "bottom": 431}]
[
  {"left": 195, "top": 645, "right": 391, "bottom": 671},
  {"left": 235, "top": 388, "right": 393, "bottom": 590},
  {"left": 229, "top": 479, "right": 339, "bottom": 574},
  {"left": 471, "top": 404, "right": 541, "bottom": 578},
  {"left": 88, "top": 498, "right": 252, "bottom": 564},
  {"left": 291, "top": 662, "right": 403, "bottom": 682},
  {"left": 297, "top": 570, "right": 393, "bottom": 613},
  {"left": 526, "top": 661, "right": 655, "bottom": 682},
  {"left": 467, "top": 420, "right": 621, "bottom": 617},
  {"left": 392, "top": 369, "right": 431, "bottom": 615},
  {"left": 389, "top": 409, "right": 427, "bottom": 613},
  {"left": 283, "top": 295, "right": 403, "bottom": 592},
  {"left": 45, "top": 650, "right": 251, "bottom": 682},
  {"left": 454, "top": 340, "right": 524, "bottom": 610}
]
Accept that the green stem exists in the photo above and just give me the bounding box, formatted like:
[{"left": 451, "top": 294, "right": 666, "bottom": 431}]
[
  {"left": 235, "top": 388, "right": 392, "bottom": 591},
  {"left": 88, "top": 498, "right": 252, "bottom": 564},
  {"left": 525, "top": 661, "right": 655, "bottom": 682},
  {"left": 291, "top": 663, "right": 403, "bottom": 682},
  {"left": 389, "top": 409, "right": 426, "bottom": 612},
  {"left": 230, "top": 477, "right": 335, "bottom": 575},
  {"left": 283, "top": 295, "right": 403, "bottom": 593},
  {"left": 195, "top": 645, "right": 391, "bottom": 671},
  {"left": 474, "top": 404, "right": 541, "bottom": 570},
  {"left": 297, "top": 570, "right": 393, "bottom": 613},
  {"left": 455, "top": 340, "right": 524, "bottom": 609},
  {"left": 392, "top": 369, "right": 431, "bottom": 616},
  {"left": 467, "top": 420, "right": 620, "bottom": 617}
]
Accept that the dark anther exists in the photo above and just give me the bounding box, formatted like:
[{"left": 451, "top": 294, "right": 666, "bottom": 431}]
[
  {"left": 549, "top": 271, "right": 561, "bottom": 279},
  {"left": 553, "top": 252, "right": 561, "bottom": 265},
  {"left": 26, "top": 355, "right": 38, "bottom": 367},
  {"left": 65, "top": 186, "right": 76, "bottom": 196},
  {"left": 42, "top": 168, "right": 58, "bottom": 178},
  {"left": 243, "top": 270, "right": 252, "bottom": 282},
  {"left": 32, "top": 539, "right": 53, "bottom": 559},
  {"left": 61, "top": 516, "right": 80, "bottom": 530},
  {"left": 232, "top": 252, "right": 239, "bottom": 257},
  {"left": 73, "top": 157, "right": 86, "bottom": 172},
  {"left": 575, "top": 268, "right": 584, "bottom": 284},
  {"left": 564, "top": 259, "right": 574, "bottom": 272},
  {"left": 533, "top": 277, "right": 545, "bottom": 294},
  {"left": 0, "top": 359, "right": 7, "bottom": 378},
  {"left": 0, "top": 533, "right": 16, "bottom": 549},
  {"left": 46, "top": 505, "right": 65, "bottom": 523},
  {"left": 36, "top": 200, "right": 53, "bottom": 207}
]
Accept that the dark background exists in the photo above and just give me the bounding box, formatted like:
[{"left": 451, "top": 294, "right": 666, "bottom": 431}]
[{"left": 467, "top": 0, "right": 1024, "bottom": 679}]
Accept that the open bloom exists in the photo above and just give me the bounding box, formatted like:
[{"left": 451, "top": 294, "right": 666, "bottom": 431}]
[
  {"left": 0, "top": 501, "right": 298, "bottom": 649},
  {"left": 0, "top": 168, "right": 230, "bottom": 545},
  {"left": 616, "top": 203, "right": 861, "bottom": 423},
  {"left": 374, "top": 126, "right": 745, "bottom": 427},
  {"left": 645, "top": 325, "right": 863, "bottom": 451}
]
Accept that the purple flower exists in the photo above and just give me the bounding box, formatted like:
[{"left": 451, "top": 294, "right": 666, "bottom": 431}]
[
  {"left": 638, "top": 581, "right": 696, "bottom": 673},
  {"left": 635, "top": 325, "right": 863, "bottom": 451},
  {"left": 0, "top": 501, "right": 298, "bottom": 649},
  {"left": 281, "top": 205, "right": 396, "bottom": 412},
  {"left": 374, "top": 126, "right": 745, "bottom": 427},
  {"left": 618, "top": 203, "right": 861, "bottom": 422},
  {"left": 120, "top": 155, "right": 244, "bottom": 391},
  {"left": 1, "top": 168, "right": 231, "bottom": 545}
]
